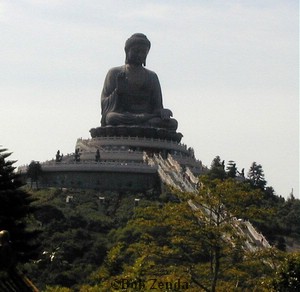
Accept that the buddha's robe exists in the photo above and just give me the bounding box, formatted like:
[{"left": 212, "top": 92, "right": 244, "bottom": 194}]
[{"left": 101, "top": 65, "right": 177, "bottom": 130}]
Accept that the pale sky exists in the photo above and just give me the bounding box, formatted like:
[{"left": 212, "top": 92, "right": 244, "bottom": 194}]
[{"left": 1, "top": 0, "right": 299, "bottom": 198}]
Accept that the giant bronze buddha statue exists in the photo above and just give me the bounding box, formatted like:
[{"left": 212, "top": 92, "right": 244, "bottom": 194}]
[{"left": 90, "top": 33, "right": 182, "bottom": 142}]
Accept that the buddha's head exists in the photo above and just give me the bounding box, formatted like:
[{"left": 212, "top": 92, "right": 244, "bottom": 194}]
[{"left": 125, "top": 33, "right": 151, "bottom": 66}]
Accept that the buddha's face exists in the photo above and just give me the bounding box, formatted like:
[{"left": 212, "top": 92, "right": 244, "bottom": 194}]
[{"left": 126, "top": 44, "right": 149, "bottom": 66}]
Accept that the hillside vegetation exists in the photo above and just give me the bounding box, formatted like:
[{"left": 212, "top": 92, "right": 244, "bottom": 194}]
[
  {"left": 22, "top": 175, "right": 300, "bottom": 291},
  {"left": 1, "top": 148, "right": 299, "bottom": 291}
]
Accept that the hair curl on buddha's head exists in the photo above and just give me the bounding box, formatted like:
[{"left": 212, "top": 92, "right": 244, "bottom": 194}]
[{"left": 125, "top": 33, "right": 151, "bottom": 65}]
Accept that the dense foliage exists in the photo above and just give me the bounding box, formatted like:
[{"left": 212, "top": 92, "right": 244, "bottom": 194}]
[
  {"left": 207, "top": 157, "right": 300, "bottom": 249},
  {"left": 0, "top": 148, "right": 39, "bottom": 265},
  {"left": 272, "top": 252, "right": 300, "bottom": 291},
  {"left": 23, "top": 188, "right": 300, "bottom": 290},
  {"left": 23, "top": 188, "right": 161, "bottom": 290},
  {"left": 13, "top": 154, "right": 299, "bottom": 291}
]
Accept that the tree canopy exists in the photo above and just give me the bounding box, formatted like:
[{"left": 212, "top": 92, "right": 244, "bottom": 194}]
[{"left": 0, "top": 148, "right": 39, "bottom": 265}]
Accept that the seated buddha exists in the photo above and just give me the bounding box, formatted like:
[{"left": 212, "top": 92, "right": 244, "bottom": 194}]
[{"left": 100, "top": 33, "right": 178, "bottom": 131}]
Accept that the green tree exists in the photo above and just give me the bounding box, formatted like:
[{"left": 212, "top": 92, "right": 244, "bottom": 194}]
[
  {"left": 207, "top": 156, "right": 226, "bottom": 180},
  {"left": 27, "top": 160, "right": 42, "bottom": 189},
  {"left": 190, "top": 176, "right": 275, "bottom": 291},
  {"left": 86, "top": 200, "right": 206, "bottom": 291},
  {"left": 226, "top": 160, "right": 237, "bottom": 178},
  {"left": 82, "top": 181, "right": 277, "bottom": 292},
  {"left": 277, "top": 196, "right": 300, "bottom": 239},
  {"left": 247, "top": 162, "right": 267, "bottom": 190},
  {"left": 0, "top": 148, "right": 39, "bottom": 264},
  {"left": 272, "top": 252, "right": 300, "bottom": 291}
]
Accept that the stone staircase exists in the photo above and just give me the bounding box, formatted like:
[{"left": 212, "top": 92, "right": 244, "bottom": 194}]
[
  {"left": 145, "top": 153, "right": 198, "bottom": 193},
  {"left": 144, "top": 153, "right": 271, "bottom": 252}
]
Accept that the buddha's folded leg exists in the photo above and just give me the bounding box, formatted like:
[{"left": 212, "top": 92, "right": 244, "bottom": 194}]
[
  {"left": 146, "top": 117, "right": 178, "bottom": 131},
  {"left": 105, "top": 112, "right": 178, "bottom": 131},
  {"left": 105, "top": 112, "right": 156, "bottom": 126}
]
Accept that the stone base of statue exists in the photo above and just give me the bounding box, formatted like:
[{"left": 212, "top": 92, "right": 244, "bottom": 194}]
[
  {"left": 90, "top": 126, "right": 183, "bottom": 143},
  {"left": 20, "top": 133, "right": 205, "bottom": 192},
  {"left": 74, "top": 136, "right": 201, "bottom": 174}
]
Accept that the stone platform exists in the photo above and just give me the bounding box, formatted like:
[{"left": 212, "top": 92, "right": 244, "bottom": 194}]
[
  {"left": 21, "top": 136, "right": 204, "bottom": 192},
  {"left": 75, "top": 136, "right": 203, "bottom": 175}
]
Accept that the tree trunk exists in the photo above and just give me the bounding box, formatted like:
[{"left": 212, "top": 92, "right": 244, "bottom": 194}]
[{"left": 211, "top": 245, "right": 220, "bottom": 292}]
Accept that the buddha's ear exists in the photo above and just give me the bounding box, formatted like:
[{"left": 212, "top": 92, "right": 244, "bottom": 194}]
[{"left": 143, "top": 49, "right": 150, "bottom": 66}]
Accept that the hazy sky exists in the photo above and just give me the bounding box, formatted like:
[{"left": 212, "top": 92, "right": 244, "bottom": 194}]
[{"left": 1, "top": 0, "right": 299, "bottom": 198}]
